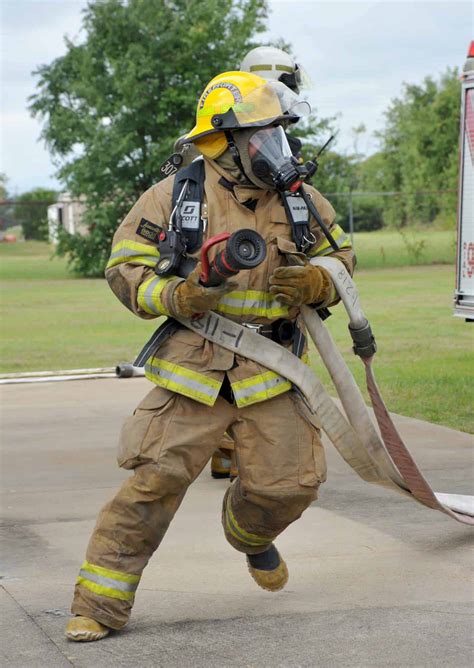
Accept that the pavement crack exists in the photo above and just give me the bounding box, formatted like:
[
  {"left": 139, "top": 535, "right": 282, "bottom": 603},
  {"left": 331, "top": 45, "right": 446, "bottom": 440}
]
[{"left": 1, "top": 585, "right": 74, "bottom": 666}]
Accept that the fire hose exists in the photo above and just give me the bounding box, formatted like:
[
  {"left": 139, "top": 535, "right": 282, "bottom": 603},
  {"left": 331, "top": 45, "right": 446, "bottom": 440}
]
[{"left": 170, "top": 258, "right": 474, "bottom": 525}]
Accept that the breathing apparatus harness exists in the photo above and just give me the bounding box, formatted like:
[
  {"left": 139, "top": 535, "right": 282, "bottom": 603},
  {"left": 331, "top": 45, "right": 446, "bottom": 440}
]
[
  {"left": 156, "top": 126, "right": 337, "bottom": 282},
  {"left": 134, "top": 133, "right": 336, "bottom": 367}
]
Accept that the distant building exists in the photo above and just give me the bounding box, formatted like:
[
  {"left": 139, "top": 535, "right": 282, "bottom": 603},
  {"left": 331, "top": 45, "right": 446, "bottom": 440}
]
[{"left": 47, "top": 193, "right": 88, "bottom": 243}]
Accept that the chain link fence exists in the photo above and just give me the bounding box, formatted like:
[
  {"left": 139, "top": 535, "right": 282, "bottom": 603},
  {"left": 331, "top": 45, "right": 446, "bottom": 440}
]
[{"left": 323, "top": 189, "right": 458, "bottom": 241}]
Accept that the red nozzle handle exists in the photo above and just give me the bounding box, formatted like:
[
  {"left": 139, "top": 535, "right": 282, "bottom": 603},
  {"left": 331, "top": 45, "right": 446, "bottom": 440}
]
[{"left": 200, "top": 232, "right": 231, "bottom": 284}]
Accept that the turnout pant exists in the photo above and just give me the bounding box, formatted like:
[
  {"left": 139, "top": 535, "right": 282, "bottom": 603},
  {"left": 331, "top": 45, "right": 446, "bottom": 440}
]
[{"left": 71, "top": 387, "right": 326, "bottom": 629}]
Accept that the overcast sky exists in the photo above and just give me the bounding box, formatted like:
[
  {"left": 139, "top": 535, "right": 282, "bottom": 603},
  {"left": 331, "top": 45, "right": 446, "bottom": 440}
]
[{"left": 1, "top": 0, "right": 472, "bottom": 193}]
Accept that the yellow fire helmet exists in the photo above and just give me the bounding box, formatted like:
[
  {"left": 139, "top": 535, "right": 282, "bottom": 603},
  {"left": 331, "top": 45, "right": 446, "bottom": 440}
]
[{"left": 183, "top": 70, "right": 310, "bottom": 159}]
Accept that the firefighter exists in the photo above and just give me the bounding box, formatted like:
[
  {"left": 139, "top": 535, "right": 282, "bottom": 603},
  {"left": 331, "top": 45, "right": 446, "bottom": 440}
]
[{"left": 65, "top": 70, "right": 354, "bottom": 641}]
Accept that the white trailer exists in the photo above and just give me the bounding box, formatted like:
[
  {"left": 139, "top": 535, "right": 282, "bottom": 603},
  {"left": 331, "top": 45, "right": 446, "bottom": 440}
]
[{"left": 454, "top": 42, "right": 474, "bottom": 320}]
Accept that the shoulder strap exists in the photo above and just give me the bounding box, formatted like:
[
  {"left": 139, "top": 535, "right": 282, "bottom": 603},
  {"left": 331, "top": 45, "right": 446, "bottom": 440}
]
[{"left": 172, "top": 158, "right": 206, "bottom": 253}]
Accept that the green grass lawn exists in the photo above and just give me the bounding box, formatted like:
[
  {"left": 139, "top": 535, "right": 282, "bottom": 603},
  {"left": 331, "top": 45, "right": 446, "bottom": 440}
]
[
  {"left": 353, "top": 229, "right": 456, "bottom": 269},
  {"left": 1, "top": 238, "right": 472, "bottom": 432}
]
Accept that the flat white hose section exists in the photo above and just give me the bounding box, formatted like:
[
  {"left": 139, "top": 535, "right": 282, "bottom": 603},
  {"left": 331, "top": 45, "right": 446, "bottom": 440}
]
[
  {"left": 0, "top": 373, "right": 117, "bottom": 385},
  {"left": 0, "top": 368, "right": 116, "bottom": 385},
  {"left": 0, "top": 368, "right": 115, "bottom": 379},
  {"left": 172, "top": 260, "right": 473, "bottom": 525},
  {"left": 0, "top": 366, "right": 145, "bottom": 385}
]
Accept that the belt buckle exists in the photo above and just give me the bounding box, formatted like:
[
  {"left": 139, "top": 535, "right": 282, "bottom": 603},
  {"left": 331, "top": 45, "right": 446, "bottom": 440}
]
[{"left": 243, "top": 322, "right": 263, "bottom": 334}]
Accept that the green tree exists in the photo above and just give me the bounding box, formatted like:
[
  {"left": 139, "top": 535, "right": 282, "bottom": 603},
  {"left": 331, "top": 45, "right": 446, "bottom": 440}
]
[
  {"left": 0, "top": 173, "right": 8, "bottom": 200},
  {"left": 30, "top": 0, "right": 269, "bottom": 276},
  {"left": 372, "top": 68, "right": 461, "bottom": 228},
  {"left": 14, "top": 188, "right": 58, "bottom": 240}
]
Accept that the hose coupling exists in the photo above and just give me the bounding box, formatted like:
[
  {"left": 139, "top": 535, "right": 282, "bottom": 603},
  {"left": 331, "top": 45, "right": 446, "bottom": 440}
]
[{"left": 348, "top": 320, "right": 377, "bottom": 358}]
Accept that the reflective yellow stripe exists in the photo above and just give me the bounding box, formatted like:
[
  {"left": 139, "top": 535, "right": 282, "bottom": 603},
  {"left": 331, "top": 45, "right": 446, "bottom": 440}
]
[
  {"left": 197, "top": 102, "right": 255, "bottom": 118},
  {"left": 137, "top": 275, "right": 174, "bottom": 316},
  {"left": 231, "top": 370, "right": 291, "bottom": 408},
  {"left": 226, "top": 503, "right": 271, "bottom": 547},
  {"left": 145, "top": 358, "right": 221, "bottom": 406},
  {"left": 81, "top": 561, "right": 140, "bottom": 585},
  {"left": 76, "top": 577, "right": 135, "bottom": 601},
  {"left": 76, "top": 561, "right": 140, "bottom": 602},
  {"left": 249, "top": 64, "right": 272, "bottom": 72},
  {"left": 216, "top": 290, "right": 289, "bottom": 318},
  {"left": 275, "top": 64, "right": 294, "bottom": 73},
  {"left": 106, "top": 239, "right": 160, "bottom": 269},
  {"left": 308, "top": 224, "right": 351, "bottom": 257}
]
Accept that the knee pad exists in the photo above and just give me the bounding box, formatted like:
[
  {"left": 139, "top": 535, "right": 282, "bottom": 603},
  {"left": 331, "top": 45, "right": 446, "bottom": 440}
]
[{"left": 132, "top": 461, "right": 191, "bottom": 497}]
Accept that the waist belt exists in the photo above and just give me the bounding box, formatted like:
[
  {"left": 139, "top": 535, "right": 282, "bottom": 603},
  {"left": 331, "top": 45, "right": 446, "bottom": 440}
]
[
  {"left": 242, "top": 319, "right": 306, "bottom": 358},
  {"left": 242, "top": 322, "right": 273, "bottom": 337},
  {"left": 168, "top": 259, "right": 474, "bottom": 526}
]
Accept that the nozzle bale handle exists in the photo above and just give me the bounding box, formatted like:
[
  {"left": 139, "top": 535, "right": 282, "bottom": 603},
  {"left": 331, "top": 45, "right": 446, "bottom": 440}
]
[
  {"left": 199, "top": 232, "right": 231, "bottom": 285},
  {"left": 200, "top": 229, "right": 267, "bottom": 287}
]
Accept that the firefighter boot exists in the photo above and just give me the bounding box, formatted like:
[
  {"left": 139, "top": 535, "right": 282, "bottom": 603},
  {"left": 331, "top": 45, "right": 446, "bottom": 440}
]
[
  {"left": 246, "top": 544, "right": 289, "bottom": 592},
  {"left": 65, "top": 616, "right": 110, "bottom": 642},
  {"left": 211, "top": 447, "right": 232, "bottom": 479}
]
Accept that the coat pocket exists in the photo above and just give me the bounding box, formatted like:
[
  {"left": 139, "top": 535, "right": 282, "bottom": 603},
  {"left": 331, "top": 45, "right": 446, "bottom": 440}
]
[
  {"left": 292, "top": 393, "right": 327, "bottom": 487},
  {"left": 117, "top": 387, "right": 176, "bottom": 469}
]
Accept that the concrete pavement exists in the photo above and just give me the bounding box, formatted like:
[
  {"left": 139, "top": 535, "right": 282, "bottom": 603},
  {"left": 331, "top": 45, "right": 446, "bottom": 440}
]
[{"left": 1, "top": 378, "right": 473, "bottom": 667}]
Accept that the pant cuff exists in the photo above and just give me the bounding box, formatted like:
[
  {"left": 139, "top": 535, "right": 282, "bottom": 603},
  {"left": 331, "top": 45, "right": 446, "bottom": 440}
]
[{"left": 70, "top": 603, "right": 128, "bottom": 631}]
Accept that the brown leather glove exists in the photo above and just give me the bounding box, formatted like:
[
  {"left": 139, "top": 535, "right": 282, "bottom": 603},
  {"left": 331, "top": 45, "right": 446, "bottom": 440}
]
[
  {"left": 269, "top": 264, "right": 334, "bottom": 306},
  {"left": 170, "top": 263, "right": 235, "bottom": 318}
]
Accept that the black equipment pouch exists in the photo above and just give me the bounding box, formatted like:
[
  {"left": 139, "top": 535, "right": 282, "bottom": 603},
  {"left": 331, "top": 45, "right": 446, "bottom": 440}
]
[
  {"left": 270, "top": 318, "right": 306, "bottom": 359},
  {"left": 281, "top": 191, "right": 315, "bottom": 253},
  {"left": 171, "top": 158, "right": 206, "bottom": 253}
]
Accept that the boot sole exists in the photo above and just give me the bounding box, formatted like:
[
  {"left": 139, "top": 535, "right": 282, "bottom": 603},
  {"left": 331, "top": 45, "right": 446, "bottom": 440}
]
[{"left": 65, "top": 630, "right": 109, "bottom": 642}]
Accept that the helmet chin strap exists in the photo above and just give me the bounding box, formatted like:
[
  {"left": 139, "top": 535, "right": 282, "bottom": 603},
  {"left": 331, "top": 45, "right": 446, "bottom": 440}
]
[{"left": 224, "top": 131, "right": 251, "bottom": 182}]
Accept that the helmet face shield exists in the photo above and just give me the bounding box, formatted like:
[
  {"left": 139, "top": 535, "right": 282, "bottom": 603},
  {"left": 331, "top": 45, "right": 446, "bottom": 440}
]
[{"left": 210, "top": 80, "right": 311, "bottom": 131}]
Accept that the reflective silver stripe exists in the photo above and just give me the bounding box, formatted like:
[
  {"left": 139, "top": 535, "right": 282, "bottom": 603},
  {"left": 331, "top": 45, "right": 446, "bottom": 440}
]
[
  {"left": 331, "top": 232, "right": 347, "bottom": 248},
  {"left": 219, "top": 296, "right": 257, "bottom": 308},
  {"left": 232, "top": 374, "right": 288, "bottom": 401},
  {"left": 334, "top": 232, "right": 348, "bottom": 248},
  {"left": 217, "top": 295, "right": 287, "bottom": 315},
  {"left": 142, "top": 277, "right": 165, "bottom": 313},
  {"left": 109, "top": 246, "right": 159, "bottom": 263},
  {"left": 146, "top": 363, "right": 219, "bottom": 400},
  {"left": 78, "top": 569, "right": 138, "bottom": 593}
]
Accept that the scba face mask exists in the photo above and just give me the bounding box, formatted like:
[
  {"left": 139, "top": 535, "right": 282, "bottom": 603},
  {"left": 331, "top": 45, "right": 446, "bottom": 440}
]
[{"left": 246, "top": 125, "right": 304, "bottom": 191}]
